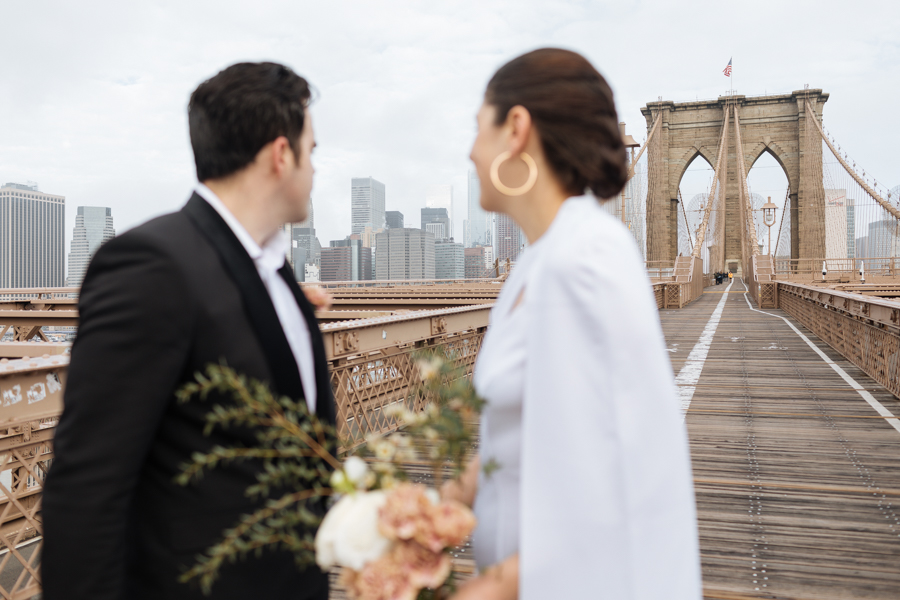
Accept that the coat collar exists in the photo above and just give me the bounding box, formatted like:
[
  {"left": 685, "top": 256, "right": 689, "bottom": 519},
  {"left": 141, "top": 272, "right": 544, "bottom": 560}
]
[
  {"left": 277, "top": 265, "right": 336, "bottom": 425},
  {"left": 182, "top": 193, "right": 333, "bottom": 422}
]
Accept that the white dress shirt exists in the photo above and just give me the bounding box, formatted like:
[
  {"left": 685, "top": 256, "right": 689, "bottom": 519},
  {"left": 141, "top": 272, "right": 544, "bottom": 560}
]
[
  {"left": 472, "top": 196, "right": 701, "bottom": 600},
  {"left": 195, "top": 184, "right": 317, "bottom": 412}
]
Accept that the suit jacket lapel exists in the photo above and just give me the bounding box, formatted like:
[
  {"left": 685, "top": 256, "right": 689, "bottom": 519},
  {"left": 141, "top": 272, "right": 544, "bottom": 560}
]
[
  {"left": 182, "top": 194, "right": 305, "bottom": 404},
  {"left": 278, "top": 265, "right": 336, "bottom": 426}
]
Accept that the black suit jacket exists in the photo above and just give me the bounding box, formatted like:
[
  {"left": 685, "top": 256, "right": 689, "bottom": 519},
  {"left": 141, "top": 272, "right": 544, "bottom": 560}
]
[{"left": 42, "top": 194, "right": 335, "bottom": 600}]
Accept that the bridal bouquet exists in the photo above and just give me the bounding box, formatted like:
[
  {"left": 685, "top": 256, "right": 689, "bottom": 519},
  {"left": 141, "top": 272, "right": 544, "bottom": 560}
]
[{"left": 176, "top": 352, "right": 484, "bottom": 599}]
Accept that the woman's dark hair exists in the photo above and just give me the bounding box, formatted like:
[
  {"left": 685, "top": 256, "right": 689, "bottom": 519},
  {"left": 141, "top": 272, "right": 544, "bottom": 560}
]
[
  {"left": 188, "top": 62, "right": 312, "bottom": 182},
  {"left": 486, "top": 48, "right": 628, "bottom": 199}
]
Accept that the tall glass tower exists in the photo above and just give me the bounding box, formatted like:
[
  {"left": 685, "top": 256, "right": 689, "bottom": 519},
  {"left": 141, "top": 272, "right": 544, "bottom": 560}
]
[
  {"left": 465, "top": 170, "right": 491, "bottom": 248},
  {"left": 67, "top": 206, "right": 115, "bottom": 287},
  {"left": 351, "top": 177, "right": 386, "bottom": 235}
]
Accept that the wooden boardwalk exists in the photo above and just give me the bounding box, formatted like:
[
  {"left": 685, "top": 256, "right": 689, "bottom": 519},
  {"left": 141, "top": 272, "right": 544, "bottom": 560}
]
[{"left": 661, "top": 279, "right": 900, "bottom": 600}]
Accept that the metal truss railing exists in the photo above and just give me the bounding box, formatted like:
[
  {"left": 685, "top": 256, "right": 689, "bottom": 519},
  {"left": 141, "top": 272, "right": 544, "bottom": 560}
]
[
  {"left": 0, "top": 354, "right": 68, "bottom": 599},
  {"left": 321, "top": 305, "right": 491, "bottom": 450},
  {"left": 778, "top": 282, "right": 900, "bottom": 397}
]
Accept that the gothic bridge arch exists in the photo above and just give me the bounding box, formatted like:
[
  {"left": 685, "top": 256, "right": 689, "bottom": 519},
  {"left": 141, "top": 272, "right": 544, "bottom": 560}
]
[{"left": 641, "top": 89, "right": 828, "bottom": 264}]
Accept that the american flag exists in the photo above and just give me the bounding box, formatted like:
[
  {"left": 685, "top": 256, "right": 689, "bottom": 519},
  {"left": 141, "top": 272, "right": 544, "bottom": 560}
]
[{"left": 723, "top": 58, "right": 732, "bottom": 77}]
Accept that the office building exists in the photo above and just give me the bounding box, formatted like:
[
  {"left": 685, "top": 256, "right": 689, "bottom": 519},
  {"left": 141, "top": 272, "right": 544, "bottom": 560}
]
[
  {"left": 421, "top": 207, "right": 450, "bottom": 241},
  {"left": 824, "top": 189, "right": 849, "bottom": 259},
  {"left": 67, "top": 206, "right": 115, "bottom": 287},
  {"left": 284, "top": 198, "right": 321, "bottom": 281},
  {"left": 426, "top": 184, "right": 453, "bottom": 239},
  {"left": 464, "top": 170, "right": 491, "bottom": 248},
  {"left": 351, "top": 177, "right": 386, "bottom": 235},
  {"left": 374, "top": 228, "right": 435, "bottom": 280},
  {"left": 867, "top": 220, "right": 900, "bottom": 269},
  {"left": 0, "top": 182, "right": 65, "bottom": 288},
  {"left": 846, "top": 197, "right": 856, "bottom": 260},
  {"left": 464, "top": 246, "right": 487, "bottom": 278},
  {"left": 386, "top": 211, "right": 404, "bottom": 229},
  {"left": 496, "top": 212, "right": 523, "bottom": 265},
  {"left": 321, "top": 236, "right": 372, "bottom": 282},
  {"left": 435, "top": 240, "right": 464, "bottom": 279},
  {"left": 360, "top": 226, "right": 382, "bottom": 249},
  {"left": 856, "top": 236, "right": 868, "bottom": 260}
]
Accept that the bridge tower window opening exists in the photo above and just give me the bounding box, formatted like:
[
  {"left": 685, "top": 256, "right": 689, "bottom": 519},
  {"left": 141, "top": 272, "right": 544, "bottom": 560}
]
[
  {"left": 746, "top": 150, "right": 790, "bottom": 257},
  {"left": 677, "top": 153, "right": 714, "bottom": 273}
]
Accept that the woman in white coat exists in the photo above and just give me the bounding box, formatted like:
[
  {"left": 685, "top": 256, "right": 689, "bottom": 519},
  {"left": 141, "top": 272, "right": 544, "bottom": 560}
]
[{"left": 444, "top": 49, "right": 702, "bottom": 600}]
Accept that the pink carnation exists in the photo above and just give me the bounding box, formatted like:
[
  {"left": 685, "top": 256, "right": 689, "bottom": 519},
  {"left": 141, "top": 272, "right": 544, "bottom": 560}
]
[
  {"left": 379, "top": 483, "right": 477, "bottom": 552},
  {"left": 343, "top": 556, "right": 416, "bottom": 600},
  {"left": 430, "top": 500, "right": 477, "bottom": 549},
  {"left": 342, "top": 542, "right": 452, "bottom": 600},
  {"left": 378, "top": 483, "right": 434, "bottom": 541},
  {"left": 393, "top": 541, "right": 452, "bottom": 589}
]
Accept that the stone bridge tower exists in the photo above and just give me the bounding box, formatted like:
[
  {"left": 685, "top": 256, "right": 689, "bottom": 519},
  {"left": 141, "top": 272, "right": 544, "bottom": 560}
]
[{"left": 640, "top": 89, "right": 828, "bottom": 268}]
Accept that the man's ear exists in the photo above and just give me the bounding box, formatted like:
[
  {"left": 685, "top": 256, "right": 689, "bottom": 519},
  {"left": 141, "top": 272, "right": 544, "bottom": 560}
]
[{"left": 269, "top": 136, "right": 292, "bottom": 176}]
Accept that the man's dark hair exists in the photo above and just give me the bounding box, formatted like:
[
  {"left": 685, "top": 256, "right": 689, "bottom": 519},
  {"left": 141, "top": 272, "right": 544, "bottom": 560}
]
[{"left": 188, "top": 62, "right": 312, "bottom": 182}]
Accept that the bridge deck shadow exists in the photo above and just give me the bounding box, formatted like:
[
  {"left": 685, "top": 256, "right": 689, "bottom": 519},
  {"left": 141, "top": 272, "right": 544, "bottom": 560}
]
[{"left": 660, "top": 280, "right": 900, "bottom": 600}]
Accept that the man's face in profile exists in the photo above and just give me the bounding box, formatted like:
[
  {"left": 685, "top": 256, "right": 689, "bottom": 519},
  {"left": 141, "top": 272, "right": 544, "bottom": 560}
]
[{"left": 282, "top": 110, "right": 315, "bottom": 223}]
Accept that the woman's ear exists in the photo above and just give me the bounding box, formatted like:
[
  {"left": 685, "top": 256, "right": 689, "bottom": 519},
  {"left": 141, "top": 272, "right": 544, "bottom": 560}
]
[{"left": 505, "top": 106, "right": 533, "bottom": 155}]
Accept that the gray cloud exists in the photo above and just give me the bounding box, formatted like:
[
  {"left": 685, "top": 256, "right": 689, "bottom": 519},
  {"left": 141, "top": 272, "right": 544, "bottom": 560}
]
[{"left": 1, "top": 0, "right": 898, "bottom": 256}]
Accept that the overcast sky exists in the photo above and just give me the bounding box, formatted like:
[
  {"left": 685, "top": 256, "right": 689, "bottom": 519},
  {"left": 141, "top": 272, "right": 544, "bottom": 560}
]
[{"left": 2, "top": 0, "right": 899, "bottom": 261}]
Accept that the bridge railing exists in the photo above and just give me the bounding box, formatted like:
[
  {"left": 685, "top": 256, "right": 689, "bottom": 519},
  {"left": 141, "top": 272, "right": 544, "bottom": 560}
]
[
  {"left": 315, "top": 278, "right": 504, "bottom": 289},
  {"left": 321, "top": 305, "right": 491, "bottom": 449},
  {"left": 646, "top": 261, "right": 675, "bottom": 281},
  {"left": 773, "top": 258, "right": 900, "bottom": 283},
  {"left": 0, "top": 354, "right": 68, "bottom": 599},
  {"left": 0, "top": 302, "right": 491, "bottom": 597},
  {"left": 777, "top": 282, "right": 900, "bottom": 397}
]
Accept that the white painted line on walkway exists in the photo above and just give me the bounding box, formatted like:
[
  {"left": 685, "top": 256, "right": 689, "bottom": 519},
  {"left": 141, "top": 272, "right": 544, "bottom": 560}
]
[
  {"left": 0, "top": 535, "right": 40, "bottom": 557},
  {"left": 676, "top": 280, "right": 733, "bottom": 421},
  {"left": 740, "top": 280, "right": 900, "bottom": 435}
]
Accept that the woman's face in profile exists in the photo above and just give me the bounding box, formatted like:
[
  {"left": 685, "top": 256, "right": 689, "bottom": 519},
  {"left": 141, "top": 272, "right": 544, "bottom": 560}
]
[{"left": 470, "top": 102, "right": 506, "bottom": 213}]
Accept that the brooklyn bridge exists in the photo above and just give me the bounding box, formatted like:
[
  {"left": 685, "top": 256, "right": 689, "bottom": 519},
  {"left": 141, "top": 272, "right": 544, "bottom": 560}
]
[{"left": 1, "top": 89, "right": 899, "bottom": 599}]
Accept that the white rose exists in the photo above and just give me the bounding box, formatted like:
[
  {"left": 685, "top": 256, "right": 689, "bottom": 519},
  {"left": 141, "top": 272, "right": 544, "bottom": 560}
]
[
  {"left": 315, "top": 491, "right": 391, "bottom": 571},
  {"left": 343, "top": 456, "right": 370, "bottom": 489}
]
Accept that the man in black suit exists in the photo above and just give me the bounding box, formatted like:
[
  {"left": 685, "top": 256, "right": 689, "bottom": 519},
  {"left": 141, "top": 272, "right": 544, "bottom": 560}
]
[{"left": 42, "top": 62, "right": 335, "bottom": 600}]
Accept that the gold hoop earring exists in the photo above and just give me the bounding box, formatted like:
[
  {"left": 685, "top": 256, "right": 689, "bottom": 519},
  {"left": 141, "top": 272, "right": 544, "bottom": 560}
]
[{"left": 490, "top": 151, "right": 538, "bottom": 196}]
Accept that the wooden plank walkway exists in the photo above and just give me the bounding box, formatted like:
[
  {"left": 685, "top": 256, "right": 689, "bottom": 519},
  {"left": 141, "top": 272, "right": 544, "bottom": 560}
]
[{"left": 661, "top": 279, "right": 900, "bottom": 600}]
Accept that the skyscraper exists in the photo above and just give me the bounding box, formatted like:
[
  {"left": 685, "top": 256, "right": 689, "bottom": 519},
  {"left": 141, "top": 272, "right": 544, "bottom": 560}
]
[
  {"left": 322, "top": 237, "right": 372, "bottom": 282},
  {"left": 867, "top": 219, "right": 900, "bottom": 269},
  {"left": 0, "top": 182, "right": 65, "bottom": 288},
  {"left": 286, "top": 198, "right": 321, "bottom": 281},
  {"left": 824, "top": 189, "right": 849, "bottom": 259},
  {"left": 426, "top": 184, "right": 453, "bottom": 239},
  {"left": 421, "top": 207, "right": 450, "bottom": 241},
  {"left": 496, "top": 212, "right": 523, "bottom": 265},
  {"left": 435, "top": 240, "right": 464, "bottom": 279},
  {"left": 464, "top": 170, "right": 491, "bottom": 248},
  {"left": 352, "top": 177, "right": 386, "bottom": 235},
  {"left": 67, "top": 206, "right": 115, "bottom": 287},
  {"left": 386, "top": 211, "right": 404, "bottom": 229},
  {"left": 846, "top": 197, "right": 856, "bottom": 260},
  {"left": 374, "top": 228, "right": 435, "bottom": 280}
]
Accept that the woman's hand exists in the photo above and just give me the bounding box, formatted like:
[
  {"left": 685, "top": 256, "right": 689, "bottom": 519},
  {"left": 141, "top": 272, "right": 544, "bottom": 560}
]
[
  {"left": 441, "top": 456, "right": 480, "bottom": 507},
  {"left": 450, "top": 554, "right": 519, "bottom": 600},
  {"left": 301, "top": 285, "right": 333, "bottom": 311}
]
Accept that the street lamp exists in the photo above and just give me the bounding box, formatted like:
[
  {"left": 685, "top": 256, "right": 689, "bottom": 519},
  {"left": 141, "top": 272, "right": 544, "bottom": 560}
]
[{"left": 761, "top": 197, "right": 778, "bottom": 256}]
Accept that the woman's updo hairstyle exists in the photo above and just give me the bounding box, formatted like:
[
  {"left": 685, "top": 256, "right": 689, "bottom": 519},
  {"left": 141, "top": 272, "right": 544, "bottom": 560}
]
[{"left": 485, "top": 48, "right": 628, "bottom": 200}]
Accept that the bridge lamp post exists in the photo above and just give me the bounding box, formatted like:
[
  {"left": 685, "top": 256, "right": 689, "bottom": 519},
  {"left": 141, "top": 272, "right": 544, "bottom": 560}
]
[{"left": 761, "top": 198, "right": 778, "bottom": 256}]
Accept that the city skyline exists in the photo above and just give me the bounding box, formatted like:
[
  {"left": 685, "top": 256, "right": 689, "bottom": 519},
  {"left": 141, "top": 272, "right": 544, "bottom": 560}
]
[{"left": 4, "top": 2, "right": 898, "bottom": 255}]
